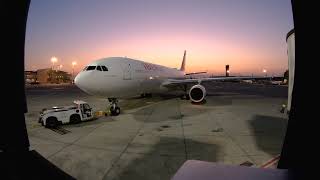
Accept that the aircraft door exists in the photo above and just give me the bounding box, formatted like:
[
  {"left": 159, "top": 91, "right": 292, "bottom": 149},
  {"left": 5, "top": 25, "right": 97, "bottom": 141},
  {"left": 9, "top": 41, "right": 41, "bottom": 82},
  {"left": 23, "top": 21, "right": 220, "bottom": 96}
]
[{"left": 123, "top": 63, "right": 132, "bottom": 80}]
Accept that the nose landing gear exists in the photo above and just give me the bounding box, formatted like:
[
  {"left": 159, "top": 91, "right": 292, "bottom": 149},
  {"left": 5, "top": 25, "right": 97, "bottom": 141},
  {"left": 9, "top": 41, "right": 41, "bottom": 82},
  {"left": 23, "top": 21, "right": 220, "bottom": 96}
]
[{"left": 108, "top": 98, "right": 120, "bottom": 116}]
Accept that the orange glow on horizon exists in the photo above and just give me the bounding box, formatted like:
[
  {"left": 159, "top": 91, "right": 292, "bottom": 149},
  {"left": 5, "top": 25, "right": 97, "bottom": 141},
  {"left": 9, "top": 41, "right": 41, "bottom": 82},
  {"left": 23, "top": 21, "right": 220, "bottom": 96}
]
[
  {"left": 25, "top": 1, "right": 292, "bottom": 77},
  {"left": 26, "top": 32, "right": 288, "bottom": 76}
]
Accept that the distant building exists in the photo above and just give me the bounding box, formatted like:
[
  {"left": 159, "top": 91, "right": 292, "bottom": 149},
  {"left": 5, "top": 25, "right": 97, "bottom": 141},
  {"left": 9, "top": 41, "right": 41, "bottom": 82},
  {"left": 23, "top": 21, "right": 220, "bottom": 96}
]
[
  {"left": 24, "top": 71, "right": 37, "bottom": 84},
  {"left": 26, "top": 68, "right": 72, "bottom": 84},
  {"left": 50, "top": 70, "right": 72, "bottom": 83},
  {"left": 36, "top": 68, "right": 51, "bottom": 83}
]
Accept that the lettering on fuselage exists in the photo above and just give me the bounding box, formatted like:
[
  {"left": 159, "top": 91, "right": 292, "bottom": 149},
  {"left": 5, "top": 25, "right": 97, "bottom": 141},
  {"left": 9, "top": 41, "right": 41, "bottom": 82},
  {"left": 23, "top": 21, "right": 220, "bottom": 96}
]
[{"left": 143, "top": 63, "right": 163, "bottom": 72}]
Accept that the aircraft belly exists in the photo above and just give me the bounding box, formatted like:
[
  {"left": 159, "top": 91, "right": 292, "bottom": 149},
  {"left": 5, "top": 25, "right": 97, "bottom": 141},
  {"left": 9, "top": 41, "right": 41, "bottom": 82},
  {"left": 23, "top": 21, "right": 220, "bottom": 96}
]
[
  {"left": 140, "top": 78, "right": 163, "bottom": 93},
  {"left": 99, "top": 79, "right": 140, "bottom": 98}
]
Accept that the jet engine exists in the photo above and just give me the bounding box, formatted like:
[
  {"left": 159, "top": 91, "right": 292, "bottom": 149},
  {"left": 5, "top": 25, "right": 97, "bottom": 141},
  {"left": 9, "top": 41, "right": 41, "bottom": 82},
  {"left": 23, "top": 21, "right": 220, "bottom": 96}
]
[{"left": 189, "top": 84, "right": 206, "bottom": 103}]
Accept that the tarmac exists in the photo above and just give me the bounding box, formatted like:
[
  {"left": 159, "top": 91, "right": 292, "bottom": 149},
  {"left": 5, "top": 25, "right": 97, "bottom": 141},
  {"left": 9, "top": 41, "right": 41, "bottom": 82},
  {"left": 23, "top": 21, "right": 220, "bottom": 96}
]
[{"left": 25, "top": 82, "right": 288, "bottom": 180}]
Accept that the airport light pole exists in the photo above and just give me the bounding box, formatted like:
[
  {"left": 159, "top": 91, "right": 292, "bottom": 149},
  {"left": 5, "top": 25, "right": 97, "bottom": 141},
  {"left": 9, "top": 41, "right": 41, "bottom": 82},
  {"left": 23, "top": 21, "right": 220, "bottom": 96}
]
[
  {"left": 51, "top": 56, "right": 58, "bottom": 70},
  {"left": 72, "top": 61, "right": 77, "bottom": 81},
  {"left": 57, "top": 65, "right": 63, "bottom": 83},
  {"left": 50, "top": 57, "right": 58, "bottom": 83},
  {"left": 263, "top": 69, "right": 267, "bottom": 77}
]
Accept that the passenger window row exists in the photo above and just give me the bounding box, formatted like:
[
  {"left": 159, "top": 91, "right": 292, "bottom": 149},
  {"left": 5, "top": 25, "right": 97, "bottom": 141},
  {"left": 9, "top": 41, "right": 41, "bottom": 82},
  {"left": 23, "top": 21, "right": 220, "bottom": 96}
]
[{"left": 83, "top": 65, "right": 108, "bottom": 71}]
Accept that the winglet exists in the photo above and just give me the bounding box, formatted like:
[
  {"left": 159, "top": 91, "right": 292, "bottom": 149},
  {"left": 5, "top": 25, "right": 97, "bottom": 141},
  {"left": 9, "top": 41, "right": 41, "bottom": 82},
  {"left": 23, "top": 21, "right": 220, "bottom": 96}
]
[{"left": 180, "top": 50, "right": 186, "bottom": 71}]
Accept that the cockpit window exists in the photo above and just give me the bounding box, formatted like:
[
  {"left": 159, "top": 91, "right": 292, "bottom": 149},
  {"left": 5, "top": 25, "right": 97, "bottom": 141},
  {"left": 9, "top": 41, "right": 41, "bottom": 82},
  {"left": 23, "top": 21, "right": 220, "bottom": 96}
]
[
  {"left": 86, "top": 66, "right": 96, "bottom": 71},
  {"left": 84, "top": 65, "right": 106, "bottom": 71},
  {"left": 102, "top": 66, "right": 108, "bottom": 71}
]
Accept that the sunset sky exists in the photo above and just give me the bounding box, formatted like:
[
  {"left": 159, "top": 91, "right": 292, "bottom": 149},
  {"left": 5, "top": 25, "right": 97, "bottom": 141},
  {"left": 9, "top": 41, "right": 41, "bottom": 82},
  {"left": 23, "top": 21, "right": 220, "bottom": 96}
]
[{"left": 25, "top": 0, "right": 293, "bottom": 76}]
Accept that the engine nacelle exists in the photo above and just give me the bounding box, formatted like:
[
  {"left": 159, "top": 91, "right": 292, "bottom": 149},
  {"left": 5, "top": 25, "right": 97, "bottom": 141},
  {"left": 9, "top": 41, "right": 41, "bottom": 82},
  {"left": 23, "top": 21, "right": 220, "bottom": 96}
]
[{"left": 189, "top": 84, "right": 206, "bottom": 103}]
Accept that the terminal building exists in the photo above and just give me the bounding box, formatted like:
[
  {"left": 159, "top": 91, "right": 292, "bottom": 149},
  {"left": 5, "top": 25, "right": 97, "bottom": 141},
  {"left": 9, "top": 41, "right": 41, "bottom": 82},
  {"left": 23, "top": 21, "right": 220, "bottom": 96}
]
[
  {"left": 24, "top": 71, "right": 37, "bottom": 84},
  {"left": 25, "top": 68, "right": 72, "bottom": 84}
]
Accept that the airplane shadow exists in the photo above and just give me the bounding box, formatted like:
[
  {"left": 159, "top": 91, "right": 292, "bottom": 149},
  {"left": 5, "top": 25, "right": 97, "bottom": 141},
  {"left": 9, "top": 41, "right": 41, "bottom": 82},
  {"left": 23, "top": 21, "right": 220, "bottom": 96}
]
[
  {"left": 248, "top": 115, "right": 288, "bottom": 155},
  {"left": 203, "top": 96, "right": 233, "bottom": 107},
  {"left": 130, "top": 92, "right": 239, "bottom": 122},
  {"left": 62, "top": 116, "right": 114, "bottom": 128},
  {"left": 120, "top": 94, "right": 180, "bottom": 111},
  {"left": 102, "top": 137, "right": 220, "bottom": 180}
]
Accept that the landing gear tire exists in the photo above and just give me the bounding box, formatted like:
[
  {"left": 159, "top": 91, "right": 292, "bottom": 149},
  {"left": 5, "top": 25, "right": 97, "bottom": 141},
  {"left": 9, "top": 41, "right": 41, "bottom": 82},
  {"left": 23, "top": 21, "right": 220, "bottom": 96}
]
[
  {"left": 180, "top": 84, "right": 190, "bottom": 100},
  {"left": 141, "top": 93, "right": 152, "bottom": 98},
  {"left": 110, "top": 106, "right": 120, "bottom": 116},
  {"left": 180, "top": 95, "right": 184, "bottom": 100},
  {"left": 108, "top": 98, "right": 120, "bottom": 116}
]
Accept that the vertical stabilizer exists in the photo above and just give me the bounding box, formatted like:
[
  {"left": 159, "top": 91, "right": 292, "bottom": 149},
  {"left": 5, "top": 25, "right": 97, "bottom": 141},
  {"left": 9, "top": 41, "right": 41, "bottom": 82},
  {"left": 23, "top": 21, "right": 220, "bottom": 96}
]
[{"left": 180, "top": 50, "right": 186, "bottom": 71}]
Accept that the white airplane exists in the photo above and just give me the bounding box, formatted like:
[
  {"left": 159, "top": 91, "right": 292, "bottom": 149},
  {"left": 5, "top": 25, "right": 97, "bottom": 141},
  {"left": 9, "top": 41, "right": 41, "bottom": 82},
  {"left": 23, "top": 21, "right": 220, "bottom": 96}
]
[{"left": 75, "top": 51, "right": 266, "bottom": 115}]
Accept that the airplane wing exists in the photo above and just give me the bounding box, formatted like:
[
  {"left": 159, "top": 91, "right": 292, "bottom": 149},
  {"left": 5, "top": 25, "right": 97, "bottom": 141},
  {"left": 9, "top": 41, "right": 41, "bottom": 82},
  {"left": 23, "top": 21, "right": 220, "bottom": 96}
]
[
  {"left": 162, "top": 76, "right": 272, "bottom": 87},
  {"left": 185, "top": 71, "right": 207, "bottom": 76}
]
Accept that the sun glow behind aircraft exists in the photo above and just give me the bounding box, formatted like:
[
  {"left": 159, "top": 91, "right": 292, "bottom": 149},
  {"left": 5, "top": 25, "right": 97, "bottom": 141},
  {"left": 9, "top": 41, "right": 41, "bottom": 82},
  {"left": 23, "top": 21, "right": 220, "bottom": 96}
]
[{"left": 25, "top": 1, "right": 293, "bottom": 76}]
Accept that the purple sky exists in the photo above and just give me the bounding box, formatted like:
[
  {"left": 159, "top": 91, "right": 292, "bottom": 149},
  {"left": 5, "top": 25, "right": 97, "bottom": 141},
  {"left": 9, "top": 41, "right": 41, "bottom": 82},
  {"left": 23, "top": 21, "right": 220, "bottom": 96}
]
[{"left": 25, "top": 0, "right": 293, "bottom": 76}]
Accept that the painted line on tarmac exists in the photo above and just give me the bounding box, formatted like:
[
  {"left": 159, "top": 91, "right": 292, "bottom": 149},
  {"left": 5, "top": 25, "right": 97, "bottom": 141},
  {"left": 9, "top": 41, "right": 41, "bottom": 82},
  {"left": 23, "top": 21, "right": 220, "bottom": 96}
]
[{"left": 260, "top": 154, "right": 280, "bottom": 168}]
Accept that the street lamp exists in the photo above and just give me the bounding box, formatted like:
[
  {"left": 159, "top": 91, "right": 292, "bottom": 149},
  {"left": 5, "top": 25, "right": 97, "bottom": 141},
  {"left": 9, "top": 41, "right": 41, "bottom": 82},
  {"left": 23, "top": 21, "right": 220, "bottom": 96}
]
[
  {"left": 72, "top": 61, "right": 77, "bottom": 81},
  {"left": 263, "top": 69, "right": 267, "bottom": 77},
  {"left": 59, "top": 64, "right": 63, "bottom": 71},
  {"left": 51, "top": 56, "right": 58, "bottom": 70}
]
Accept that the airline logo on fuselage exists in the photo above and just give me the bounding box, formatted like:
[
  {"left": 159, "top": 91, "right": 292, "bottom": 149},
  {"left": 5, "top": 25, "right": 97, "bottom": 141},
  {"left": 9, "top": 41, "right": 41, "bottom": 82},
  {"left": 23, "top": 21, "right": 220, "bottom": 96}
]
[{"left": 143, "top": 63, "right": 163, "bottom": 71}]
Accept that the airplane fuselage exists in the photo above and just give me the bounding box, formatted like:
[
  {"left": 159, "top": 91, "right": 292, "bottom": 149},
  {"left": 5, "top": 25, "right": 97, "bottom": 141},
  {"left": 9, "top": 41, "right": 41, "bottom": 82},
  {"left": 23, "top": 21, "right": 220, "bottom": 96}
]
[
  {"left": 75, "top": 57, "right": 185, "bottom": 98},
  {"left": 75, "top": 52, "right": 266, "bottom": 116}
]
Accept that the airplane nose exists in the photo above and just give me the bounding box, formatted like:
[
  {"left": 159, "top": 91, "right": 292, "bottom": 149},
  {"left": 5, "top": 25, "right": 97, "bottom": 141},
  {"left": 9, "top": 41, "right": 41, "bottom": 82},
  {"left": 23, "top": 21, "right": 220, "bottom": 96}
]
[
  {"left": 74, "top": 74, "right": 80, "bottom": 86},
  {"left": 74, "top": 72, "right": 95, "bottom": 95},
  {"left": 74, "top": 73, "right": 86, "bottom": 92}
]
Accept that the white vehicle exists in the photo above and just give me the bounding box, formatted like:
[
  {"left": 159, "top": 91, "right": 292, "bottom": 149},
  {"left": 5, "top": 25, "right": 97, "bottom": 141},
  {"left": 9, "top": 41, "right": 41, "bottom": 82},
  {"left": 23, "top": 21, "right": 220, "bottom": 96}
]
[
  {"left": 271, "top": 80, "right": 283, "bottom": 85},
  {"left": 39, "top": 100, "right": 93, "bottom": 128},
  {"left": 242, "top": 80, "right": 253, "bottom": 84},
  {"left": 75, "top": 51, "right": 269, "bottom": 116}
]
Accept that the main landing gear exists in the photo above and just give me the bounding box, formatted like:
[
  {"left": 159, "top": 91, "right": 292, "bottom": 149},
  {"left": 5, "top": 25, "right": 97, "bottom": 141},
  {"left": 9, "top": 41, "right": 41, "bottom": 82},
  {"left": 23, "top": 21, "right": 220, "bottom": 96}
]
[
  {"left": 180, "top": 84, "right": 190, "bottom": 100},
  {"left": 140, "top": 93, "right": 152, "bottom": 98},
  {"left": 180, "top": 94, "right": 190, "bottom": 100},
  {"left": 108, "top": 98, "right": 120, "bottom": 116}
]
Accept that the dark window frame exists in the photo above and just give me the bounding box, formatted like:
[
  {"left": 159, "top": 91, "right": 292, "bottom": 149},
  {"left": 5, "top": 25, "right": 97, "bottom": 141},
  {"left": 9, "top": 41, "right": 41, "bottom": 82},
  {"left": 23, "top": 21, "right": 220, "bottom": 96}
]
[
  {"left": 86, "top": 66, "right": 96, "bottom": 71},
  {"left": 102, "top": 66, "right": 108, "bottom": 71}
]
